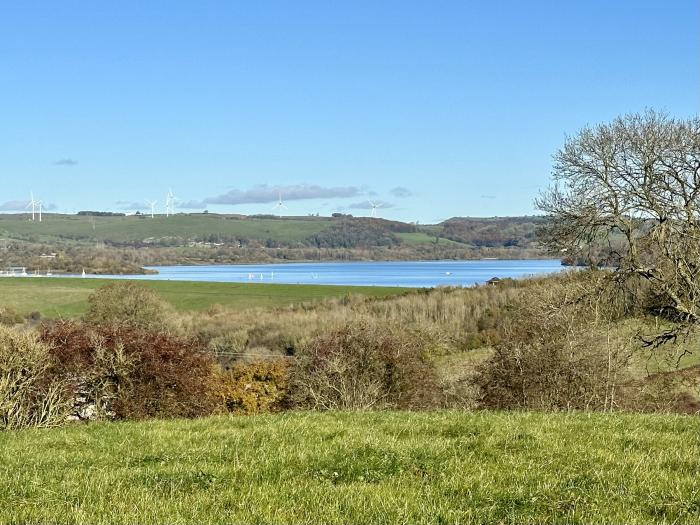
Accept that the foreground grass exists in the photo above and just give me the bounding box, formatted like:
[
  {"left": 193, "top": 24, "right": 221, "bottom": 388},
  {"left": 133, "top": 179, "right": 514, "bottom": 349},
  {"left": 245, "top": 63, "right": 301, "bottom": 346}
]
[
  {"left": 1, "top": 411, "right": 698, "bottom": 524},
  {"left": 0, "top": 277, "right": 410, "bottom": 317}
]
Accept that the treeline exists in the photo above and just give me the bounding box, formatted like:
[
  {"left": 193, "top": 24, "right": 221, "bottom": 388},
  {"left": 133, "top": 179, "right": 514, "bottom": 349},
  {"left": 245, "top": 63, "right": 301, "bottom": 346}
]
[
  {"left": 0, "top": 238, "right": 545, "bottom": 275},
  {"left": 436, "top": 216, "right": 545, "bottom": 248},
  {"left": 308, "top": 218, "right": 415, "bottom": 248},
  {"left": 77, "top": 211, "right": 126, "bottom": 217}
]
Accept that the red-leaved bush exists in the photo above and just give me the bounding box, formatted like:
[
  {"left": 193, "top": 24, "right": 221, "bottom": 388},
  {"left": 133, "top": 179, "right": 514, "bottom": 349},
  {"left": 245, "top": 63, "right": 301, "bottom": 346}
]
[{"left": 40, "top": 320, "right": 220, "bottom": 420}]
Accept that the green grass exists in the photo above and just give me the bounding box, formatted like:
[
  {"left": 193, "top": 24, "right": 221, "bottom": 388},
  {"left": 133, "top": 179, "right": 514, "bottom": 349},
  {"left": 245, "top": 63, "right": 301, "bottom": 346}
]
[
  {"left": 1, "top": 411, "right": 697, "bottom": 524},
  {"left": 0, "top": 214, "right": 470, "bottom": 247},
  {"left": 0, "top": 213, "right": 332, "bottom": 243},
  {"left": 0, "top": 277, "right": 410, "bottom": 318}
]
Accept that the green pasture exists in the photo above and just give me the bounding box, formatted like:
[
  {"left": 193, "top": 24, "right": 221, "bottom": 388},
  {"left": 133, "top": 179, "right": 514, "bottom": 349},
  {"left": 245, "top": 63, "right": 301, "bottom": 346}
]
[
  {"left": 1, "top": 411, "right": 697, "bottom": 524},
  {"left": 0, "top": 277, "right": 410, "bottom": 318},
  {"left": 0, "top": 213, "right": 332, "bottom": 243}
]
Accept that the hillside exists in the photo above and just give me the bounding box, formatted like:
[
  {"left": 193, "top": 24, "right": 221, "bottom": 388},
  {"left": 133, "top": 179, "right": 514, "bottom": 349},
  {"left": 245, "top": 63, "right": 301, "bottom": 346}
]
[
  {"left": 434, "top": 216, "right": 546, "bottom": 247},
  {"left": 0, "top": 213, "right": 548, "bottom": 273}
]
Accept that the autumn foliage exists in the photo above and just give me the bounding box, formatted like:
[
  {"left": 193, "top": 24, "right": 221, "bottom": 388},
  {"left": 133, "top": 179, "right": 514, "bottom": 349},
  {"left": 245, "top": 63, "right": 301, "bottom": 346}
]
[
  {"left": 40, "top": 321, "right": 220, "bottom": 420},
  {"left": 216, "top": 360, "right": 289, "bottom": 414}
]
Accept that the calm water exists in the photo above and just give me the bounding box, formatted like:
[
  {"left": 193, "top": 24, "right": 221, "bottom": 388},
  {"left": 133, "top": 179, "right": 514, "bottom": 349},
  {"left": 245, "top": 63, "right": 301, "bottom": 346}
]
[{"left": 79, "top": 259, "right": 564, "bottom": 288}]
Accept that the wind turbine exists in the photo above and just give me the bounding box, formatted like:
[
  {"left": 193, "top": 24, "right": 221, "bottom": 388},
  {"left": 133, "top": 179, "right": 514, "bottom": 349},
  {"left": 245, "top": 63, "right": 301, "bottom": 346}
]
[
  {"left": 165, "top": 188, "right": 176, "bottom": 217},
  {"left": 271, "top": 192, "right": 288, "bottom": 215},
  {"left": 146, "top": 199, "right": 157, "bottom": 219},
  {"left": 26, "top": 192, "right": 38, "bottom": 221},
  {"left": 368, "top": 200, "right": 381, "bottom": 218},
  {"left": 37, "top": 200, "right": 43, "bottom": 222}
]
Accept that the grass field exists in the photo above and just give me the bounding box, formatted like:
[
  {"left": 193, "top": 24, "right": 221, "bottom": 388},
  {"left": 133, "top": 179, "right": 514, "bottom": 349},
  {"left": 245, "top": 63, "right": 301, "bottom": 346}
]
[
  {"left": 0, "top": 214, "right": 475, "bottom": 248},
  {"left": 0, "top": 213, "right": 333, "bottom": 243},
  {"left": 1, "top": 411, "right": 697, "bottom": 524},
  {"left": 0, "top": 277, "right": 410, "bottom": 317}
]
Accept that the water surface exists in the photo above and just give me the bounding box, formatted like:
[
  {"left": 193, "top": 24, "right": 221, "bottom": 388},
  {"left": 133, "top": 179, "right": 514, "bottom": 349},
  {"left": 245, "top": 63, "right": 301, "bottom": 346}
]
[{"left": 79, "top": 259, "right": 563, "bottom": 288}]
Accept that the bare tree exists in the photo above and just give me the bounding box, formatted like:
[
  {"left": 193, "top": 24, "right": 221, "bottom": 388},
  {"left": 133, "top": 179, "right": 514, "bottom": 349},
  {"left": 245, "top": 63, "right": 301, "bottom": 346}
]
[{"left": 536, "top": 110, "right": 700, "bottom": 346}]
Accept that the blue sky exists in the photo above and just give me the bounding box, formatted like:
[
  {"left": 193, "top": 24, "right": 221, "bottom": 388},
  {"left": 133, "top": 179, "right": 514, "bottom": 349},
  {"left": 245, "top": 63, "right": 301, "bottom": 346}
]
[{"left": 1, "top": 1, "right": 697, "bottom": 223}]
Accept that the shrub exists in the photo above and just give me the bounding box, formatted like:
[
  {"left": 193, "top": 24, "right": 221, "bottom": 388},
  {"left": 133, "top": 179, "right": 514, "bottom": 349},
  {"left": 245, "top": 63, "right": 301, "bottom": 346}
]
[
  {"left": 622, "top": 366, "right": 700, "bottom": 414},
  {"left": 0, "top": 326, "right": 71, "bottom": 429},
  {"left": 26, "top": 311, "right": 42, "bottom": 323},
  {"left": 475, "top": 275, "right": 634, "bottom": 411},
  {"left": 216, "top": 360, "right": 289, "bottom": 414},
  {"left": 287, "top": 320, "right": 440, "bottom": 410},
  {"left": 40, "top": 321, "right": 220, "bottom": 420},
  {"left": 0, "top": 307, "right": 23, "bottom": 326},
  {"left": 83, "top": 282, "right": 176, "bottom": 332}
]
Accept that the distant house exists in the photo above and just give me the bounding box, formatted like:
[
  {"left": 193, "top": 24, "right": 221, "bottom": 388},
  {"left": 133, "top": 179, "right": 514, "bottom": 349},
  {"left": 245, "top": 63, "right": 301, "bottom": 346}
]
[{"left": 486, "top": 277, "right": 502, "bottom": 286}]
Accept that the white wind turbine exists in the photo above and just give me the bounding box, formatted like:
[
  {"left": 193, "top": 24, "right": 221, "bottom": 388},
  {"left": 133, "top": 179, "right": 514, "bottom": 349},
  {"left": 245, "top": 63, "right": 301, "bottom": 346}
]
[
  {"left": 26, "top": 191, "right": 39, "bottom": 221},
  {"left": 165, "top": 188, "right": 176, "bottom": 217},
  {"left": 37, "top": 199, "right": 43, "bottom": 222},
  {"left": 146, "top": 199, "right": 158, "bottom": 219},
  {"left": 368, "top": 200, "right": 381, "bottom": 218},
  {"left": 271, "top": 192, "right": 288, "bottom": 215}
]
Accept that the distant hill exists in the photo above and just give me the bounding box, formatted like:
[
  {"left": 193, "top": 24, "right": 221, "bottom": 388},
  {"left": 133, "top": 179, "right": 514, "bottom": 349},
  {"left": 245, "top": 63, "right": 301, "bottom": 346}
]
[
  {"left": 0, "top": 213, "right": 545, "bottom": 249},
  {"left": 0, "top": 213, "right": 550, "bottom": 273}
]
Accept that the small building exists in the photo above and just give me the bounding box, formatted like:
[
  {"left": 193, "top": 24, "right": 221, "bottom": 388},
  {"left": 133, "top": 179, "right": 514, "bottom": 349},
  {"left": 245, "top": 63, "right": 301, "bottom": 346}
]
[{"left": 486, "top": 277, "right": 502, "bottom": 286}]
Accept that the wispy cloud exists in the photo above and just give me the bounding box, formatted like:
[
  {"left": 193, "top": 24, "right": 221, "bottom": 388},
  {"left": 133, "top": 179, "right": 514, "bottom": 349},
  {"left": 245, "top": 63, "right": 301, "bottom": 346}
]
[
  {"left": 480, "top": 194, "right": 496, "bottom": 200},
  {"left": 115, "top": 200, "right": 151, "bottom": 210},
  {"left": 0, "top": 200, "right": 30, "bottom": 211},
  {"left": 53, "top": 158, "right": 78, "bottom": 166},
  {"left": 349, "top": 200, "right": 394, "bottom": 210},
  {"left": 0, "top": 200, "right": 56, "bottom": 211},
  {"left": 181, "top": 184, "right": 363, "bottom": 208},
  {"left": 390, "top": 186, "right": 412, "bottom": 198}
]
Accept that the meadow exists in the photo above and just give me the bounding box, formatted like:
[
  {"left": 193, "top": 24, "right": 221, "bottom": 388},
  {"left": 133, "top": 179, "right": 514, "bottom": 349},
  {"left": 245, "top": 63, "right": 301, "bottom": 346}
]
[
  {"left": 1, "top": 411, "right": 697, "bottom": 524},
  {"left": 0, "top": 277, "right": 409, "bottom": 318},
  {"left": 0, "top": 213, "right": 333, "bottom": 243}
]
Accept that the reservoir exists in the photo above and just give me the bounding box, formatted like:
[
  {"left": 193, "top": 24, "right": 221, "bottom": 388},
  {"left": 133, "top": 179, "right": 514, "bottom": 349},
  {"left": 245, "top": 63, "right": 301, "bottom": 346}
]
[{"left": 78, "top": 259, "right": 564, "bottom": 288}]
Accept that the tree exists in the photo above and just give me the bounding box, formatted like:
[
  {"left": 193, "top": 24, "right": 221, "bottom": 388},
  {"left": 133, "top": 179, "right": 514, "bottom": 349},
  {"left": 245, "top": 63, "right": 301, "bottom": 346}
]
[{"left": 536, "top": 110, "right": 700, "bottom": 346}]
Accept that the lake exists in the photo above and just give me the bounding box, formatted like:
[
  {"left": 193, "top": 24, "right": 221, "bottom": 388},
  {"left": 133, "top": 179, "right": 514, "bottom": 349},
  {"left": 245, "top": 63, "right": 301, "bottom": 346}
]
[{"left": 79, "top": 259, "right": 564, "bottom": 288}]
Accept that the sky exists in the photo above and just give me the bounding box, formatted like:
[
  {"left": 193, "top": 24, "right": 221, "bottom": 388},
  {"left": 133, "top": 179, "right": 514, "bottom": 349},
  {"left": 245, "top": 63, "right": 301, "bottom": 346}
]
[{"left": 1, "top": 1, "right": 697, "bottom": 223}]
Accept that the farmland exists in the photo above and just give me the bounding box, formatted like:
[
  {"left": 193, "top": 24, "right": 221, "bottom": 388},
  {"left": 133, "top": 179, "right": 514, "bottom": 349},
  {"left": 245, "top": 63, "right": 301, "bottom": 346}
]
[
  {"left": 0, "top": 277, "right": 409, "bottom": 318},
  {"left": 0, "top": 213, "right": 332, "bottom": 244}
]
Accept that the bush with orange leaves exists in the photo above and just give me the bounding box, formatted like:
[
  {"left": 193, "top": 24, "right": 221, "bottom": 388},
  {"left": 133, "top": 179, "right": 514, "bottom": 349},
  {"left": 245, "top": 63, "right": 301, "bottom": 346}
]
[{"left": 216, "top": 360, "right": 289, "bottom": 415}]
